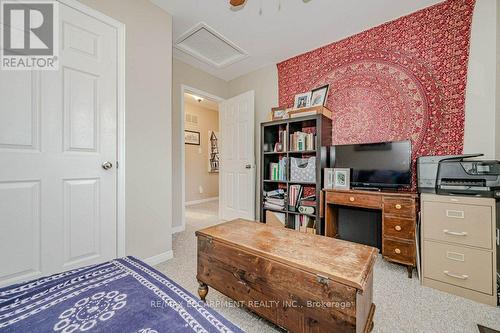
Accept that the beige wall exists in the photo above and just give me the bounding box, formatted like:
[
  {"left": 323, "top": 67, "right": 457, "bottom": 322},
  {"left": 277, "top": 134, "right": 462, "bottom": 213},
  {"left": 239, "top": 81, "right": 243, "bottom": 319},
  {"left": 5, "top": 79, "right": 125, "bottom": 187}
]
[
  {"left": 228, "top": 65, "right": 279, "bottom": 219},
  {"left": 464, "top": 0, "right": 498, "bottom": 159},
  {"left": 496, "top": 0, "right": 500, "bottom": 159},
  {"left": 184, "top": 102, "right": 219, "bottom": 202},
  {"left": 172, "top": 58, "right": 229, "bottom": 230},
  {"left": 78, "top": 0, "right": 173, "bottom": 261}
]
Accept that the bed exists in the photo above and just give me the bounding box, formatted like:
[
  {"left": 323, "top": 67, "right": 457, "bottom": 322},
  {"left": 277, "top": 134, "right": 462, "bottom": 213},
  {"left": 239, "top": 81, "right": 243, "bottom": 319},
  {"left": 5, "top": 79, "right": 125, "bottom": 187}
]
[{"left": 0, "top": 257, "right": 244, "bottom": 333}]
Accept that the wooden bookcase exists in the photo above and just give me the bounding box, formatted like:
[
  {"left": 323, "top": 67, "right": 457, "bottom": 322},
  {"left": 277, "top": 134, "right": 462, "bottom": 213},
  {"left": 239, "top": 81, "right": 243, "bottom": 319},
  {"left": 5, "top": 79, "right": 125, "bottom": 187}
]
[{"left": 260, "top": 113, "right": 332, "bottom": 235}]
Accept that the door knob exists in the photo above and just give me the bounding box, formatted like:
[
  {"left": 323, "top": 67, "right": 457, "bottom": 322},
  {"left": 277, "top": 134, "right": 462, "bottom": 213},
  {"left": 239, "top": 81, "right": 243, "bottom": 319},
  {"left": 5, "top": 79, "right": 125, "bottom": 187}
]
[
  {"left": 102, "top": 162, "right": 113, "bottom": 170},
  {"left": 245, "top": 164, "right": 252, "bottom": 169}
]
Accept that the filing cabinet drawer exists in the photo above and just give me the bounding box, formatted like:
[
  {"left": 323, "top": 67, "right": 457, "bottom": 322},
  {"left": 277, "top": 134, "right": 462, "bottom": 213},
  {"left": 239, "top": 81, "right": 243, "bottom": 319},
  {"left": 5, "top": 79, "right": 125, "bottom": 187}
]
[
  {"left": 383, "top": 215, "right": 415, "bottom": 240},
  {"left": 326, "top": 191, "right": 381, "bottom": 209},
  {"left": 423, "top": 241, "right": 493, "bottom": 295},
  {"left": 383, "top": 198, "right": 416, "bottom": 218},
  {"left": 422, "top": 201, "right": 492, "bottom": 249},
  {"left": 382, "top": 238, "right": 415, "bottom": 265}
]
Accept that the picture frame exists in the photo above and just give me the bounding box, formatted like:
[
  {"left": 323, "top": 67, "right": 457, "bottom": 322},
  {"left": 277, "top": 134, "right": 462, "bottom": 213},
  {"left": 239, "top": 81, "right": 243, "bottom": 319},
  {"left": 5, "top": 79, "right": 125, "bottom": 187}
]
[
  {"left": 293, "top": 92, "right": 312, "bottom": 109},
  {"left": 208, "top": 131, "right": 219, "bottom": 173},
  {"left": 333, "top": 168, "right": 351, "bottom": 190},
  {"left": 310, "top": 84, "right": 330, "bottom": 107},
  {"left": 184, "top": 130, "right": 200, "bottom": 145},
  {"left": 324, "top": 168, "right": 335, "bottom": 189},
  {"left": 271, "top": 107, "right": 288, "bottom": 120}
]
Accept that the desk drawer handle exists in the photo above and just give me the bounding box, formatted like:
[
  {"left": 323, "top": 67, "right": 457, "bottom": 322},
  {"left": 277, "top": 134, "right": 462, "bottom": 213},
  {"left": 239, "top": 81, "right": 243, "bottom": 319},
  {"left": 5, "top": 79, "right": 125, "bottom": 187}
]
[
  {"left": 349, "top": 197, "right": 355, "bottom": 202},
  {"left": 395, "top": 204, "right": 402, "bottom": 210},
  {"left": 444, "top": 271, "right": 468, "bottom": 280},
  {"left": 394, "top": 248, "right": 401, "bottom": 254},
  {"left": 443, "top": 229, "right": 467, "bottom": 237},
  {"left": 394, "top": 225, "right": 402, "bottom": 231}
]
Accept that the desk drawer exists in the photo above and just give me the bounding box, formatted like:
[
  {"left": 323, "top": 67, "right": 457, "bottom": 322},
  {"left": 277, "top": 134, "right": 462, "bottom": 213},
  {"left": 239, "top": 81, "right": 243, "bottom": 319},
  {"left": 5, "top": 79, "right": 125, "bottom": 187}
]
[
  {"left": 423, "top": 241, "right": 493, "bottom": 295},
  {"left": 422, "top": 201, "right": 492, "bottom": 249},
  {"left": 326, "top": 192, "right": 381, "bottom": 209},
  {"left": 383, "top": 215, "right": 415, "bottom": 240},
  {"left": 382, "top": 238, "right": 415, "bottom": 265},
  {"left": 383, "top": 198, "right": 416, "bottom": 218}
]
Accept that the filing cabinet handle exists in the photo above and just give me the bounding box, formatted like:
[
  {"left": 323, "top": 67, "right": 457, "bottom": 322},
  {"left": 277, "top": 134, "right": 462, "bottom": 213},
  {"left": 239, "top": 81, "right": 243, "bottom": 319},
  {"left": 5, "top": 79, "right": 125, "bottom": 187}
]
[
  {"left": 395, "top": 204, "right": 402, "bottom": 210},
  {"left": 349, "top": 197, "right": 355, "bottom": 202},
  {"left": 394, "top": 248, "right": 401, "bottom": 254},
  {"left": 395, "top": 225, "right": 402, "bottom": 231},
  {"left": 444, "top": 271, "right": 468, "bottom": 280},
  {"left": 443, "top": 229, "right": 467, "bottom": 237}
]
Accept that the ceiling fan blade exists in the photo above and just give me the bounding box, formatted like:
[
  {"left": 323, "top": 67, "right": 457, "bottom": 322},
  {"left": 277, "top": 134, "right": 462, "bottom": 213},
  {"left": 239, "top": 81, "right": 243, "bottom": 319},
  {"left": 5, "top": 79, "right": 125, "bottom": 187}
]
[{"left": 230, "top": 0, "right": 246, "bottom": 7}]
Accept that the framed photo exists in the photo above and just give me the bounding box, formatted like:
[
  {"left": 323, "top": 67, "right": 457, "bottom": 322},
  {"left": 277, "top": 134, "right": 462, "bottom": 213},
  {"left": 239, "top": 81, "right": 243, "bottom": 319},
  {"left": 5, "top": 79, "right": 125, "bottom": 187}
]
[
  {"left": 324, "top": 168, "right": 335, "bottom": 189},
  {"left": 184, "top": 130, "right": 200, "bottom": 145},
  {"left": 310, "top": 84, "right": 329, "bottom": 107},
  {"left": 293, "top": 92, "right": 311, "bottom": 109},
  {"left": 271, "top": 107, "right": 287, "bottom": 120},
  {"left": 333, "top": 168, "right": 350, "bottom": 190}
]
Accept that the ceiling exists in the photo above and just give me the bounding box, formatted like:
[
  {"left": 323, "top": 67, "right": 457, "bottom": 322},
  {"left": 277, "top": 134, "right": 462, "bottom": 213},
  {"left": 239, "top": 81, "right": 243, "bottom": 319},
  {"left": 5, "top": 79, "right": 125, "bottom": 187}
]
[
  {"left": 184, "top": 93, "right": 219, "bottom": 111},
  {"left": 152, "top": 0, "right": 444, "bottom": 81}
]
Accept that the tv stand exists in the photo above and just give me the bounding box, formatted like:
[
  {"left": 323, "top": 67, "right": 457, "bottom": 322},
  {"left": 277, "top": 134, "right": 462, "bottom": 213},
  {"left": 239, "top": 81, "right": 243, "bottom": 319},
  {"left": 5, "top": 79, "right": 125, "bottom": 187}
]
[
  {"left": 324, "top": 188, "right": 419, "bottom": 278},
  {"left": 352, "top": 187, "right": 381, "bottom": 191}
]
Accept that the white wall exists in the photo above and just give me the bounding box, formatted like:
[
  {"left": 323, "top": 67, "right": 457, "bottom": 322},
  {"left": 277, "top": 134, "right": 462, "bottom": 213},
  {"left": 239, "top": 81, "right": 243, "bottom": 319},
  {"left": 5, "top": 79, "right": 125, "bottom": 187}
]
[
  {"left": 228, "top": 65, "right": 279, "bottom": 219},
  {"left": 172, "top": 58, "right": 228, "bottom": 231},
  {"left": 464, "top": 0, "right": 498, "bottom": 159},
  {"left": 79, "top": 0, "right": 173, "bottom": 262}
]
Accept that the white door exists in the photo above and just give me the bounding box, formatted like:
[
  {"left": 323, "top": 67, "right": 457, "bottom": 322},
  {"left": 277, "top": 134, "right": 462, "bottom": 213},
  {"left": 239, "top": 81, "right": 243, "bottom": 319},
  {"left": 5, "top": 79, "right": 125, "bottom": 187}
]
[
  {"left": 0, "top": 3, "right": 118, "bottom": 287},
  {"left": 219, "top": 91, "right": 255, "bottom": 221}
]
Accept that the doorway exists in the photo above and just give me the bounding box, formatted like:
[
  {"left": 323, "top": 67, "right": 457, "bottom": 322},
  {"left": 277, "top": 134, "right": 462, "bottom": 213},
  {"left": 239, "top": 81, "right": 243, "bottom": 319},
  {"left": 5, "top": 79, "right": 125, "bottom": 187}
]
[{"left": 183, "top": 92, "right": 220, "bottom": 214}]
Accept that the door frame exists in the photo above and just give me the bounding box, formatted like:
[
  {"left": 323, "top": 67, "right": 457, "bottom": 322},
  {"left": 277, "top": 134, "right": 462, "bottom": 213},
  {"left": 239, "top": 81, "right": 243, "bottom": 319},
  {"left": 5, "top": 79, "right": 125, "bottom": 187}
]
[
  {"left": 59, "top": 0, "right": 126, "bottom": 257},
  {"left": 179, "top": 85, "right": 224, "bottom": 233}
]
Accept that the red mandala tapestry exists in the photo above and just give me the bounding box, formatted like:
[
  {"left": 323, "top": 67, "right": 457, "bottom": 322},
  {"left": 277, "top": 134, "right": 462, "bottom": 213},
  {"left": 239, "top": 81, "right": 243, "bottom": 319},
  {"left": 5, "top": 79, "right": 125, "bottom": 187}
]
[{"left": 277, "top": 0, "right": 475, "bottom": 188}]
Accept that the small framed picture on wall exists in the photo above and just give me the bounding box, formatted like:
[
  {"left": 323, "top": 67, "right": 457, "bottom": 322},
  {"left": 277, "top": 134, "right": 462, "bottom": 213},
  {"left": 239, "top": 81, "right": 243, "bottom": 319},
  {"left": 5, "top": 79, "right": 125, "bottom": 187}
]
[
  {"left": 310, "top": 84, "right": 329, "bottom": 107},
  {"left": 333, "top": 168, "right": 350, "bottom": 190},
  {"left": 293, "top": 92, "right": 312, "bottom": 109},
  {"left": 185, "top": 130, "right": 200, "bottom": 145}
]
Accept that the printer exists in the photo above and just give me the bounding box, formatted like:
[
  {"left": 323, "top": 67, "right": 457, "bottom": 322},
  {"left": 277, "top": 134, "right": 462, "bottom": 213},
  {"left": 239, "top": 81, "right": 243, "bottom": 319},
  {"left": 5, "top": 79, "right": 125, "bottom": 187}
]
[{"left": 417, "top": 154, "right": 500, "bottom": 198}]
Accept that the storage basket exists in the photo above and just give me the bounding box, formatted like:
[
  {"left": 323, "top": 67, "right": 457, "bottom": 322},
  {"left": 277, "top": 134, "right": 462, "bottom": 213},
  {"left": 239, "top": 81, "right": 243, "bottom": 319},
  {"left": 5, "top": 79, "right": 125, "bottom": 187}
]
[{"left": 290, "top": 157, "right": 316, "bottom": 183}]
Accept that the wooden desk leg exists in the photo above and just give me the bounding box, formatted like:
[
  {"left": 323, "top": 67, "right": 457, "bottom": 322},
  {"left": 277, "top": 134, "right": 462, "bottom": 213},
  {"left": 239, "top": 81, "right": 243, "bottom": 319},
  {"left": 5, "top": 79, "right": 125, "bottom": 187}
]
[
  {"left": 198, "top": 282, "right": 209, "bottom": 302},
  {"left": 407, "top": 266, "right": 413, "bottom": 279},
  {"left": 325, "top": 204, "right": 339, "bottom": 238}
]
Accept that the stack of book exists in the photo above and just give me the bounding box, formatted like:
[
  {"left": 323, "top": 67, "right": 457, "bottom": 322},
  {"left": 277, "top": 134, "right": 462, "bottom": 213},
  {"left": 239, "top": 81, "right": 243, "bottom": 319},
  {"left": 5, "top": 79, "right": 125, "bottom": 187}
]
[
  {"left": 263, "top": 189, "right": 286, "bottom": 211},
  {"left": 288, "top": 184, "right": 303, "bottom": 211},
  {"left": 269, "top": 157, "right": 288, "bottom": 181},
  {"left": 289, "top": 131, "right": 315, "bottom": 151},
  {"left": 293, "top": 215, "right": 316, "bottom": 234},
  {"left": 273, "top": 129, "right": 287, "bottom": 152}
]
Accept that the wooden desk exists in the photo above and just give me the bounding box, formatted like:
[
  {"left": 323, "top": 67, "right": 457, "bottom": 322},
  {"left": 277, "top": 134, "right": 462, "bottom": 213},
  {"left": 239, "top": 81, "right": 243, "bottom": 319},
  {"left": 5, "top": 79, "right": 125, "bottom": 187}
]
[
  {"left": 324, "top": 189, "right": 419, "bottom": 278},
  {"left": 196, "top": 219, "right": 378, "bottom": 333}
]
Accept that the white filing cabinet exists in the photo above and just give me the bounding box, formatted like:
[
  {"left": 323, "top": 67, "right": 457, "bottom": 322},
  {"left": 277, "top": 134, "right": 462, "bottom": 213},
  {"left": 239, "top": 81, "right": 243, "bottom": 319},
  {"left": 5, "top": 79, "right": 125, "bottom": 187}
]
[{"left": 421, "top": 193, "right": 498, "bottom": 306}]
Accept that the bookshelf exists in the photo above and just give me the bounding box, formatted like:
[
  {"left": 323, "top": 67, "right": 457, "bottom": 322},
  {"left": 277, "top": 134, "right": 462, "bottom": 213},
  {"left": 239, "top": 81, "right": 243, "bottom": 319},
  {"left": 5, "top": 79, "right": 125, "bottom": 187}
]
[{"left": 260, "top": 112, "right": 332, "bottom": 235}]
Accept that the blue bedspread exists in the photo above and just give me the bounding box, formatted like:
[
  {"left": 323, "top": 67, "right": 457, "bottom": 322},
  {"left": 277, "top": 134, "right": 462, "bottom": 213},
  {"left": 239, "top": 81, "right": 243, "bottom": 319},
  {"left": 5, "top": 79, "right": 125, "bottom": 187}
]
[{"left": 0, "top": 257, "right": 244, "bottom": 333}]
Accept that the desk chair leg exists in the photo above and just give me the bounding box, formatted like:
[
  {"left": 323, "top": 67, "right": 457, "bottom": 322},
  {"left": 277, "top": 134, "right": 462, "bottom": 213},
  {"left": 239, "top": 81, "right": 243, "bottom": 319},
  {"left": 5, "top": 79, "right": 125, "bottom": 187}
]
[{"left": 407, "top": 266, "right": 413, "bottom": 279}]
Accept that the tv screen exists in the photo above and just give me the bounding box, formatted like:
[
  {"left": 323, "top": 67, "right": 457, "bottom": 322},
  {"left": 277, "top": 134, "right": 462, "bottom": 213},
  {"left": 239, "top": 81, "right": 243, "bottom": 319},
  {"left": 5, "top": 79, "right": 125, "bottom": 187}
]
[{"left": 329, "top": 140, "right": 412, "bottom": 189}]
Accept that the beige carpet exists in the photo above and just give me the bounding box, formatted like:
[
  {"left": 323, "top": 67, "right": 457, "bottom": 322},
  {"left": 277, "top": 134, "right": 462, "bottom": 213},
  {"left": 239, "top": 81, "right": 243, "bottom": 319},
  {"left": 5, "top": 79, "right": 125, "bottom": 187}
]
[{"left": 155, "top": 200, "right": 500, "bottom": 333}]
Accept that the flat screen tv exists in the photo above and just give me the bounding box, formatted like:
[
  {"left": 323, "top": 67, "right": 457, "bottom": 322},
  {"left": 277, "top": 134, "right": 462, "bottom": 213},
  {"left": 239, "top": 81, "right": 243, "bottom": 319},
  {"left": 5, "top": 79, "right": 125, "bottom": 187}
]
[{"left": 329, "top": 140, "right": 412, "bottom": 189}]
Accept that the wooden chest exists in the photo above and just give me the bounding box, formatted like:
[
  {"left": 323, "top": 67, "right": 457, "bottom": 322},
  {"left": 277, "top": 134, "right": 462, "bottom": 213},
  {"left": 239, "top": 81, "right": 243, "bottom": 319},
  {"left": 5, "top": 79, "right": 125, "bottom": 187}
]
[{"left": 196, "top": 219, "right": 378, "bottom": 333}]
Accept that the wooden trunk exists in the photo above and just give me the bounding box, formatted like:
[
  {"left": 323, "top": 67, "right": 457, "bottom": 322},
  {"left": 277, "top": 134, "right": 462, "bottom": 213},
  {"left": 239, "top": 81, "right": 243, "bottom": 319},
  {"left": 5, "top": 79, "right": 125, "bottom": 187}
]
[{"left": 196, "top": 219, "right": 378, "bottom": 333}]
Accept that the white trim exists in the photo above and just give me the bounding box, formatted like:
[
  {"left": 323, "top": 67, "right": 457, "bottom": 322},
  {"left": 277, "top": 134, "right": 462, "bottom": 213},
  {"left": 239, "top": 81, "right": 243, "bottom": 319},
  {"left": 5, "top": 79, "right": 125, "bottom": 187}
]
[
  {"left": 185, "top": 197, "right": 219, "bottom": 206},
  {"left": 143, "top": 251, "right": 174, "bottom": 266},
  {"left": 172, "top": 225, "right": 185, "bottom": 234},
  {"left": 180, "top": 85, "right": 224, "bottom": 237},
  {"left": 57, "top": 0, "right": 127, "bottom": 258}
]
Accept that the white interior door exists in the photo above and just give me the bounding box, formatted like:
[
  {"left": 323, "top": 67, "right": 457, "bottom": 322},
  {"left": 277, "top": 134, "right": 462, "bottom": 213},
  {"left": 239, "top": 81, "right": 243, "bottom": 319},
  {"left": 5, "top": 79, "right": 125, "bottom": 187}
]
[
  {"left": 0, "top": 3, "right": 118, "bottom": 287},
  {"left": 219, "top": 91, "right": 255, "bottom": 221}
]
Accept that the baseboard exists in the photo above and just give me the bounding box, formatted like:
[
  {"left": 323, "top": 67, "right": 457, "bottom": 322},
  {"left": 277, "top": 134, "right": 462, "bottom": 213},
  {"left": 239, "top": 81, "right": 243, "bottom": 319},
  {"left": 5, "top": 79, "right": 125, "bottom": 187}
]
[
  {"left": 144, "top": 250, "right": 173, "bottom": 266},
  {"left": 172, "top": 225, "right": 185, "bottom": 234},
  {"left": 185, "top": 197, "right": 218, "bottom": 206}
]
